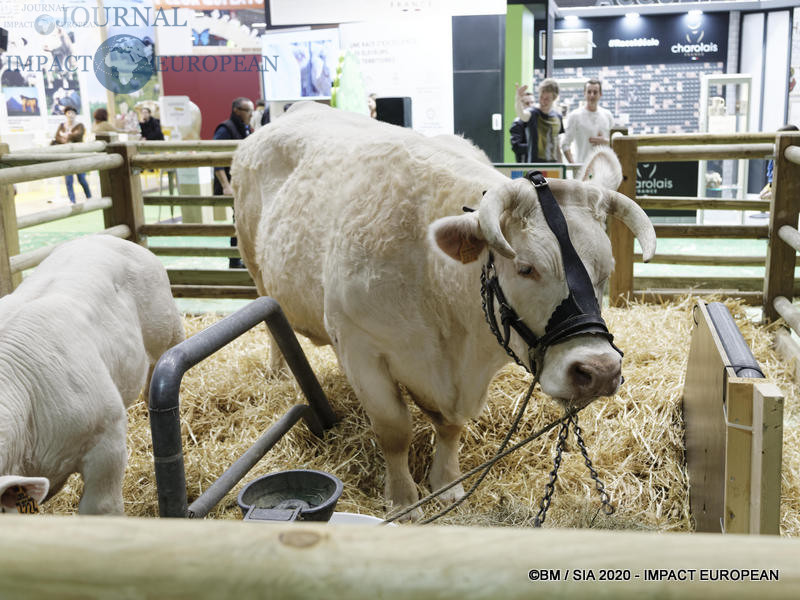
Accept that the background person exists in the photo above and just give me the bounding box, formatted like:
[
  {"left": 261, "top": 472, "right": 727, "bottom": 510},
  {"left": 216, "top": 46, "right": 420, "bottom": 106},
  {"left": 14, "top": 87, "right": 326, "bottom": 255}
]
[
  {"left": 213, "top": 97, "right": 254, "bottom": 268},
  {"left": 92, "top": 107, "right": 117, "bottom": 136},
  {"left": 251, "top": 99, "right": 266, "bottom": 130},
  {"left": 514, "top": 78, "right": 564, "bottom": 162},
  {"left": 139, "top": 107, "right": 164, "bottom": 141},
  {"left": 51, "top": 105, "right": 92, "bottom": 204},
  {"left": 509, "top": 90, "right": 534, "bottom": 162},
  {"left": 561, "top": 79, "right": 616, "bottom": 165}
]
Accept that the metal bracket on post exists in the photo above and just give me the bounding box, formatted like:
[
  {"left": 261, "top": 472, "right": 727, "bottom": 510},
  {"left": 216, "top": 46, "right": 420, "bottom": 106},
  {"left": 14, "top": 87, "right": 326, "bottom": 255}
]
[{"left": 148, "top": 297, "right": 337, "bottom": 518}]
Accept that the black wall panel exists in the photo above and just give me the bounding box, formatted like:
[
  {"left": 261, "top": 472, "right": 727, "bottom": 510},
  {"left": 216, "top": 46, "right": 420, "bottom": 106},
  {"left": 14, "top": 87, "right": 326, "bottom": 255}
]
[{"left": 452, "top": 15, "right": 505, "bottom": 162}]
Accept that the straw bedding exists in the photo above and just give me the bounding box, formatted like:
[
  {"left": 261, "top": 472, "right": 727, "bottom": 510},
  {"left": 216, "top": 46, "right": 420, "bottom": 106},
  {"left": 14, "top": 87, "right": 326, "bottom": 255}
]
[{"left": 43, "top": 297, "right": 800, "bottom": 535}]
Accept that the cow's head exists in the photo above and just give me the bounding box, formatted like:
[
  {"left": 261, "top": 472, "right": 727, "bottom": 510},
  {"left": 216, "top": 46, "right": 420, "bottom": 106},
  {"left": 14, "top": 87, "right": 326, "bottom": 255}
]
[{"left": 430, "top": 154, "right": 655, "bottom": 408}]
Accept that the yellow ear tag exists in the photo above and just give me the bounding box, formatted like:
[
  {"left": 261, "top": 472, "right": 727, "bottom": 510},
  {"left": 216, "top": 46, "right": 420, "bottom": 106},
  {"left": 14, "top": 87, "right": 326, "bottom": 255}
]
[
  {"left": 458, "top": 238, "right": 481, "bottom": 263},
  {"left": 12, "top": 486, "right": 40, "bottom": 514}
]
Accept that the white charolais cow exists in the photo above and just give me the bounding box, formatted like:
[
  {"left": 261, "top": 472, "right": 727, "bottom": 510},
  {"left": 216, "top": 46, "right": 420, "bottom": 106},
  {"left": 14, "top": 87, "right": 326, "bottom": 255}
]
[
  {"left": 232, "top": 102, "right": 655, "bottom": 518},
  {"left": 0, "top": 236, "right": 184, "bottom": 514}
]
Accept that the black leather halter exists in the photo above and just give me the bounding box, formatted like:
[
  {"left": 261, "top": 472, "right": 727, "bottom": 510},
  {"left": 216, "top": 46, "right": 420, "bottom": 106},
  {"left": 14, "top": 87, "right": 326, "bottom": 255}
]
[{"left": 479, "top": 171, "right": 622, "bottom": 375}]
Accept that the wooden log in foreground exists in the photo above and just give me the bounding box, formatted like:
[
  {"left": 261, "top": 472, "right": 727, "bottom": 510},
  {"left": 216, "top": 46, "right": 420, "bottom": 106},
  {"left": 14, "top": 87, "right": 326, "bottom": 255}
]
[{"left": 2, "top": 517, "right": 799, "bottom": 599}]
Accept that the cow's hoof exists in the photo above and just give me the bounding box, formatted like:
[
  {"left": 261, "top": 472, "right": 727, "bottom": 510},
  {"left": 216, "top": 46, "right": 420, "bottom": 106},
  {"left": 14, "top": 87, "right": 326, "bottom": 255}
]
[
  {"left": 437, "top": 482, "right": 465, "bottom": 504},
  {"left": 387, "top": 505, "right": 423, "bottom": 523}
]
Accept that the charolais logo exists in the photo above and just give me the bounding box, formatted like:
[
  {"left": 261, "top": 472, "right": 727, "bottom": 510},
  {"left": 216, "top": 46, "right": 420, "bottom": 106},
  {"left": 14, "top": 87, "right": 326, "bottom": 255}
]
[
  {"left": 637, "top": 163, "right": 657, "bottom": 180},
  {"left": 636, "top": 163, "right": 673, "bottom": 195},
  {"left": 93, "top": 34, "right": 154, "bottom": 94},
  {"left": 671, "top": 18, "right": 718, "bottom": 60}
]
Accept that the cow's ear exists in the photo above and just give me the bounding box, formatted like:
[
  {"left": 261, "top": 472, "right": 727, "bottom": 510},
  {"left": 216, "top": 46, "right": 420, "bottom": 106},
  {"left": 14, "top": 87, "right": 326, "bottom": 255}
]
[{"left": 429, "top": 214, "right": 486, "bottom": 264}]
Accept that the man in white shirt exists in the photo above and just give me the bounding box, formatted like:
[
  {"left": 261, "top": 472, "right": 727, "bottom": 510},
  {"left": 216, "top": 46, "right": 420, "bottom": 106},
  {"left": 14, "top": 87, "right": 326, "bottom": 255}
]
[{"left": 561, "top": 79, "right": 615, "bottom": 164}]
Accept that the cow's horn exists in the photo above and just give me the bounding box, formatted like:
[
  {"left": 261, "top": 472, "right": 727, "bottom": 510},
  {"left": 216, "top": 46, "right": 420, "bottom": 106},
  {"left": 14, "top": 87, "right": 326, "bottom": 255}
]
[
  {"left": 605, "top": 190, "right": 657, "bottom": 262},
  {"left": 477, "top": 185, "right": 517, "bottom": 259}
]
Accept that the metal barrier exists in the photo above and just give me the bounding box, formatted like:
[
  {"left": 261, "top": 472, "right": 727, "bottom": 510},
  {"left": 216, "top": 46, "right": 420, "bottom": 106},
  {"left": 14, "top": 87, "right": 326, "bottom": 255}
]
[{"left": 148, "top": 296, "right": 337, "bottom": 518}]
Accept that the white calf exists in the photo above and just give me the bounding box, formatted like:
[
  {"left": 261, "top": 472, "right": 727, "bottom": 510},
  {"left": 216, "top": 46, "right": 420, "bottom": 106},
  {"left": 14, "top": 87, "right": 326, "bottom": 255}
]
[{"left": 0, "top": 236, "right": 184, "bottom": 514}]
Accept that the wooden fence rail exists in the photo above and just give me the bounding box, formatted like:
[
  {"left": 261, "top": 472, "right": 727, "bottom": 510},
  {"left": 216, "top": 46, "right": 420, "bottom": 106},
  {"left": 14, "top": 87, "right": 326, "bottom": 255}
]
[
  {"left": 764, "top": 133, "right": 800, "bottom": 321},
  {"left": 2, "top": 133, "right": 800, "bottom": 310},
  {"left": 611, "top": 131, "right": 800, "bottom": 315},
  {"left": 769, "top": 135, "right": 800, "bottom": 377}
]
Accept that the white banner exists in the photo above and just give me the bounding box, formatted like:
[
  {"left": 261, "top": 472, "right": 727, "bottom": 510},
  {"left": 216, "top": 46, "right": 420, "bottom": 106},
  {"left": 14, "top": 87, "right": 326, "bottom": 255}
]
[
  {"left": 270, "top": 0, "right": 505, "bottom": 26},
  {"left": 338, "top": 18, "right": 453, "bottom": 136}
]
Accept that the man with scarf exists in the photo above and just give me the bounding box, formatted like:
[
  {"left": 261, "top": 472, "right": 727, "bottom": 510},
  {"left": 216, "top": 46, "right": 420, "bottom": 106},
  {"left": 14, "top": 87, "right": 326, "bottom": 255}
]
[{"left": 213, "top": 97, "right": 254, "bottom": 268}]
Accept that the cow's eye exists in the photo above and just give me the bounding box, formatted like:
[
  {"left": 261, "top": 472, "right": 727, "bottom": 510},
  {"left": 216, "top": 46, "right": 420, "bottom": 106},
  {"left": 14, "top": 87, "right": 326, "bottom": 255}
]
[{"left": 517, "top": 264, "right": 539, "bottom": 279}]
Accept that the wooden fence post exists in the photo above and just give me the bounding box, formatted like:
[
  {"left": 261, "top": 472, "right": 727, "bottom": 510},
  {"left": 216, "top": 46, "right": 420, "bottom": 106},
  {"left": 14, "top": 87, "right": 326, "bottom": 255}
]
[
  {"left": 609, "top": 135, "right": 638, "bottom": 306},
  {"left": 763, "top": 132, "right": 800, "bottom": 322},
  {"left": 100, "top": 142, "right": 144, "bottom": 246},
  {"left": 0, "top": 142, "right": 22, "bottom": 296}
]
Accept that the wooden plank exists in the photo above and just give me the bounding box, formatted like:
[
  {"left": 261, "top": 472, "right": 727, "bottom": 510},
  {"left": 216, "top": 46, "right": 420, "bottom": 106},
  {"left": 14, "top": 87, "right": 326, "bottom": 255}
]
[
  {"left": 0, "top": 185, "right": 16, "bottom": 294},
  {"left": 636, "top": 276, "right": 774, "bottom": 292},
  {"left": 100, "top": 143, "right": 145, "bottom": 245},
  {"left": 764, "top": 134, "right": 800, "bottom": 321},
  {"left": 3, "top": 517, "right": 800, "bottom": 600},
  {"left": 0, "top": 152, "right": 103, "bottom": 165},
  {"left": 654, "top": 224, "right": 768, "bottom": 239},
  {"left": 0, "top": 154, "right": 123, "bottom": 185},
  {"left": 135, "top": 140, "right": 240, "bottom": 152},
  {"left": 131, "top": 152, "right": 233, "bottom": 169},
  {"left": 8, "top": 141, "right": 106, "bottom": 154},
  {"left": 724, "top": 379, "right": 754, "bottom": 534},
  {"left": 608, "top": 136, "right": 636, "bottom": 306},
  {"left": 635, "top": 290, "right": 763, "bottom": 305},
  {"left": 774, "top": 328, "right": 800, "bottom": 384},
  {"left": 171, "top": 285, "right": 258, "bottom": 299},
  {"left": 0, "top": 142, "right": 21, "bottom": 294},
  {"left": 17, "top": 197, "right": 112, "bottom": 230},
  {"left": 778, "top": 225, "right": 800, "bottom": 253},
  {"left": 774, "top": 296, "right": 800, "bottom": 335},
  {"left": 627, "top": 132, "right": 776, "bottom": 145},
  {"left": 636, "top": 197, "right": 770, "bottom": 211},
  {"left": 637, "top": 144, "right": 774, "bottom": 162},
  {"left": 785, "top": 144, "right": 800, "bottom": 165},
  {"left": 750, "top": 382, "right": 784, "bottom": 535},
  {"left": 683, "top": 301, "right": 729, "bottom": 532},
  {"left": 167, "top": 269, "right": 254, "bottom": 286},
  {"left": 149, "top": 246, "right": 241, "bottom": 258},
  {"left": 142, "top": 223, "right": 236, "bottom": 237},
  {"left": 9, "top": 225, "right": 131, "bottom": 274},
  {"left": 142, "top": 195, "right": 233, "bottom": 207},
  {"left": 633, "top": 253, "right": 765, "bottom": 266}
]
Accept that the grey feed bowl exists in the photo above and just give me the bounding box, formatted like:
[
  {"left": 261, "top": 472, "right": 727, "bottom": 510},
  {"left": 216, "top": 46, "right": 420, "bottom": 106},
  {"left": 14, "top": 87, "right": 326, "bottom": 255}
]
[{"left": 237, "top": 470, "right": 343, "bottom": 523}]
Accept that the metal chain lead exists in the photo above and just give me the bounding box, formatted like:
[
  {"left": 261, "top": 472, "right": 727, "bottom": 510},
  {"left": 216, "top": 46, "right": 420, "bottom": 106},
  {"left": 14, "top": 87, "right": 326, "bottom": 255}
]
[
  {"left": 571, "top": 414, "right": 615, "bottom": 517},
  {"left": 533, "top": 413, "right": 614, "bottom": 527},
  {"left": 533, "top": 417, "right": 570, "bottom": 527}
]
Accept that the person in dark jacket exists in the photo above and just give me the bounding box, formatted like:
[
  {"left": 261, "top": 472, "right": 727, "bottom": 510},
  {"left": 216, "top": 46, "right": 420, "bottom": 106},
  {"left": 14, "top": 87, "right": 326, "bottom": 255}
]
[
  {"left": 214, "top": 97, "right": 254, "bottom": 268},
  {"left": 139, "top": 107, "right": 164, "bottom": 141},
  {"left": 509, "top": 90, "right": 534, "bottom": 162},
  {"left": 514, "top": 78, "right": 564, "bottom": 163}
]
